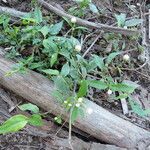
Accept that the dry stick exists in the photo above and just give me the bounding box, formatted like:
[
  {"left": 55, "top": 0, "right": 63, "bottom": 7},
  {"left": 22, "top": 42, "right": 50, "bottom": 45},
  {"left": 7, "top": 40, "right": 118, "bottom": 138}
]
[
  {"left": 37, "top": 0, "right": 140, "bottom": 36},
  {"left": 0, "top": 6, "right": 27, "bottom": 18},
  {"left": 0, "top": 4, "right": 140, "bottom": 36},
  {"left": 82, "top": 32, "right": 102, "bottom": 58}
]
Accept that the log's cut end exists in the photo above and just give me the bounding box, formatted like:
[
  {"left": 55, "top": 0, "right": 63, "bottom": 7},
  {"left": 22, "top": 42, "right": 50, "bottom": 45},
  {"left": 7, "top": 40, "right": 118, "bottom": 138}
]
[{"left": 0, "top": 56, "right": 150, "bottom": 149}]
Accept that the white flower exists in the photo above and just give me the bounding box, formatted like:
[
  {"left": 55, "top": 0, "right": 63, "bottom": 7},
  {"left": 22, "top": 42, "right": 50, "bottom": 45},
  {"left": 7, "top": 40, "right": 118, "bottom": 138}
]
[
  {"left": 78, "top": 97, "right": 83, "bottom": 103},
  {"left": 71, "top": 17, "right": 77, "bottom": 23},
  {"left": 68, "top": 103, "right": 72, "bottom": 107},
  {"left": 136, "top": 3, "right": 140, "bottom": 6},
  {"left": 64, "top": 101, "right": 68, "bottom": 104},
  {"left": 75, "top": 103, "right": 80, "bottom": 107},
  {"left": 107, "top": 89, "right": 112, "bottom": 95},
  {"left": 86, "top": 108, "right": 93, "bottom": 115},
  {"left": 124, "top": 26, "right": 127, "bottom": 29},
  {"left": 54, "top": 117, "right": 58, "bottom": 120},
  {"left": 123, "top": 54, "right": 130, "bottom": 61},
  {"left": 75, "top": 45, "right": 82, "bottom": 52}
]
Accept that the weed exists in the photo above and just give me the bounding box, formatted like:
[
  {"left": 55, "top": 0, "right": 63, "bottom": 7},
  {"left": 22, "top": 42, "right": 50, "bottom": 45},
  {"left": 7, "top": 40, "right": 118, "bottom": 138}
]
[{"left": 0, "top": 6, "right": 149, "bottom": 135}]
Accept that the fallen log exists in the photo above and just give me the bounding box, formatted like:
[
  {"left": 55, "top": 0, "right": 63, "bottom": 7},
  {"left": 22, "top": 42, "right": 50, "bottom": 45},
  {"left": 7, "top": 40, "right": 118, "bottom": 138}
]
[
  {"left": 0, "top": 55, "right": 150, "bottom": 149},
  {"left": 0, "top": 90, "right": 126, "bottom": 150}
]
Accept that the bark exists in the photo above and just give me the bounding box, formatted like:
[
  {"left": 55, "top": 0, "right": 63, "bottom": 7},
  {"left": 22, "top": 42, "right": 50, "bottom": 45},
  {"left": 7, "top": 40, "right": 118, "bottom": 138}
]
[{"left": 0, "top": 55, "right": 150, "bottom": 149}]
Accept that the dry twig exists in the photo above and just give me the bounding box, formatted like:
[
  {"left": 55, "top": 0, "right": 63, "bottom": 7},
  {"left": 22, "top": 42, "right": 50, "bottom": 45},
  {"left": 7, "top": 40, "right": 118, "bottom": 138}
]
[{"left": 37, "top": 0, "right": 140, "bottom": 36}]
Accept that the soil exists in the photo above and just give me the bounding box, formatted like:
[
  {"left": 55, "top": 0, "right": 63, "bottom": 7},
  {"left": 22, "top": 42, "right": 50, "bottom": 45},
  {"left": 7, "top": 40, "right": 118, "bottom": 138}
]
[{"left": 0, "top": 0, "right": 150, "bottom": 150}]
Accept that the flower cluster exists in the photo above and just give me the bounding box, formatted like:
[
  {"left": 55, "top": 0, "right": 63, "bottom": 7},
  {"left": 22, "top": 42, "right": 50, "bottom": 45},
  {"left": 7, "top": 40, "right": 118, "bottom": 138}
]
[{"left": 75, "top": 97, "right": 83, "bottom": 107}]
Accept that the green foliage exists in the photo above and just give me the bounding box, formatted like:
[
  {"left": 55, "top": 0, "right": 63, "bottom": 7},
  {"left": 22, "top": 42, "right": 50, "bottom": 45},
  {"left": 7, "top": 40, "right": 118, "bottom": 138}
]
[
  {"left": 42, "top": 69, "right": 60, "bottom": 76},
  {"left": 0, "top": 5, "right": 146, "bottom": 135},
  {"left": 125, "top": 19, "right": 143, "bottom": 27},
  {"left": 28, "top": 114, "right": 43, "bottom": 126},
  {"left": 115, "top": 13, "right": 142, "bottom": 28},
  {"left": 18, "top": 103, "right": 40, "bottom": 114},
  {"left": 128, "top": 97, "right": 150, "bottom": 117},
  {"left": 106, "top": 52, "right": 120, "bottom": 65},
  {"left": 87, "top": 80, "right": 108, "bottom": 90},
  {"left": 77, "top": 80, "right": 88, "bottom": 97},
  {"left": 54, "top": 115, "right": 62, "bottom": 124},
  {"left": 108, "top": 80, "right": 139, "bottom": 94},
  {"left": 70, "top": 0, "right": 98, "bottom": 17},
  {"left": 0, "top": 103, "right": 43, "bottom": 134},
  {"left": 0, "top": 115, "right": 28, "bottom": 134},
  {"left": 115, "top": 13, "right": 126, "bottom": 27},
  {"left": 89, "top": 3, "right": 99, "bottom": 14}
]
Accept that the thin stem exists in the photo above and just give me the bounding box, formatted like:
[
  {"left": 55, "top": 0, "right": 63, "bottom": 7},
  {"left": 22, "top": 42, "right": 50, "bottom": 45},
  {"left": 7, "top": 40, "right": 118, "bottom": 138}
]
[{"left": 82, "top": 32, "right": 102, "bottom": 58}]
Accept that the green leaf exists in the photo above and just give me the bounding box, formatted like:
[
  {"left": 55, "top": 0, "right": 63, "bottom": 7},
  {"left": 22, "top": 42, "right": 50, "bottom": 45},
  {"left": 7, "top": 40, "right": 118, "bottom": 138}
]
[
  {"left": 71, "top": 107, "right": 79, "bottom": 123},
  {"left": 28, "top": 114, "right": 43, "bottom": 126},
  {"left": 77, "top": 80, "right": 88, "bottom": 97},
  {"left": 43, "top": 38, "right": 58, "bottom": 52},
  {"left": 71, "top": 107, "right": 84, "bottom": 123},
  {"left": 115, "top": 13, "right": 126, "bottom": 27},
  {"left": 18, "top": 103, "right": 39, "bottom": 114},
  {"left": 49, "top": 21, "right": 63, "bottom": 35},
  {"left": 110, "top": 81, "right": 139, "bottom": 93},
  {"left": 116, "top": 93, "right": 128, "bottom": 100},
  {"left": 54, "top": 76, "right": 70, "bottom": 93},
  {"left": 93, "top": 55, "right": 105, "bottom": 70},
  {"left": 29, "top": 62, "right": 45, "bottom": 70},
  {"left": 70, "top": 68, "right": 79, "bottom": 79},
  {"left": 34, "top": 7, "right": 42, "bottom": 23},
  {"left": 39, "top": 26, "right": 49, "bottom": 37},
  {"left": 128, "top": 98, "right": 146, "bottom": 117},
  {"left": 81, "top": 66, "right": 87, "bottom": 78},
  {"left": 42, "top": 69, "right": 59, "bottom": 76},
  {"left": 61, "top": 63, "right": 70, "bottom": 77},
  {"left": 51, "top": 53, "right": 58, "bottom": 67},
  {"left": 89, "top": 3, "right": 99, "bottom": 14},
  {"left": 87, "top": 59, "right": 97, "bottom": 72},
  {"left": 54, "top": 116, "right": 62, "bottom": 124},
  {"left": 87, "top": 80, "right": 108, "bottom": 90},
  {"left": 52, "top": 90, "right": 64, "bottom": 102},
  {"left": 106, "top": 52, "right": 120, "bottom": 65},
  {"left": 143, "top": 109, "right": 150, "bottom": 116},
  {"left": 125, "top": 19, "right": 143, "bottom": 27},
  {"left": 122, "top": 80, "right": 139, "bottom": 89},
  {"left": 0, "top": 115, "right": 28, "bottom": 134}
]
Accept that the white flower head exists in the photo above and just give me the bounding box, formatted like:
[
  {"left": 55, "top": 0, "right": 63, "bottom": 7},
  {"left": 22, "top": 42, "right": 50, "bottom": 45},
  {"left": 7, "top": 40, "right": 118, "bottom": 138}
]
[
  {"left": 54, "top": 117, "right": 58, "bottom": 120},
  {"left": 68, "top": 103, "right": 72, "bottom": 107},
  {"left": 75, "top": 45, "right": 82, "bottom": 52},
  {"left": 86, "top": 107, "right": 93, "bottom": 115},
  {"left": 64, "top": 100, "right": 68, "bottom": 104},
  {"left": 136, "top": 3, "right": 140, "bottom": 6},
  {"left": 71, "top": 17, "right": 77, "bottom": 23},
  {"left": 107, "top": 89, "right": 112, "bottom": 95},
  {"left": 123, "top": 54, "right": 130, "bottom": 61},
  {"left": 78, "top": 97, "right": 83, "bottom": 103},
  {"left": 75, "top": 103, "right": 80, "bottom": 107}
]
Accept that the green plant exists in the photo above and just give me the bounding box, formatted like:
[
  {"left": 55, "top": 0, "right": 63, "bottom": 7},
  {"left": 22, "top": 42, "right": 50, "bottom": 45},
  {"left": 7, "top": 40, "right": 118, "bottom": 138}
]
[
  {"left": 0, "top": 6, "right": 149, "bottom": 136},
  {"left": 69, "top": 0, "right": 98, "bottom": 17},
  {"left": 0, "top": 103, "right": 43, "bottom": 134}
]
